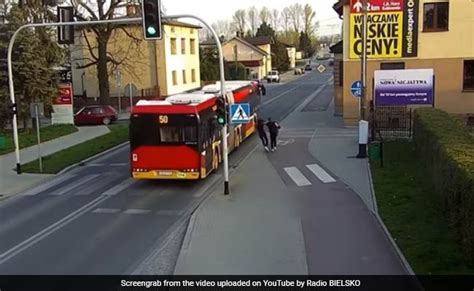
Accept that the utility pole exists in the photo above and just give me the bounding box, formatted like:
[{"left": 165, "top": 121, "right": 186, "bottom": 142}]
[{"left": 360, "top": 0, "right": 368, "bottom": 121}]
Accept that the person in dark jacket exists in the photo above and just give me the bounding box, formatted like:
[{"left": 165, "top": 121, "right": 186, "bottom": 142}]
[
  {"left": 266, "top": 117, "right": 280, "bottom": 152},
  {"left": 257, "top": 118, "right": 269, "bottom": 152}
]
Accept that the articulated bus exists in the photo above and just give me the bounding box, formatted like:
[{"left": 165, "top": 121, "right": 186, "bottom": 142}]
[{"left": 129, "top": 81, "right": 261, "bottom": 180}]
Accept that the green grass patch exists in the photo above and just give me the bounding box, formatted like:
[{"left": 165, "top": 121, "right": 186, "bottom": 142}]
[
  {"left": 0, "top": 124, "right": 78, "bottom": 155},
  {"left": 22, "top": 124, "right": 129, "bottom": 174},
  {"left": 371, "top": 141, "right": 474, "bottom": 274}
]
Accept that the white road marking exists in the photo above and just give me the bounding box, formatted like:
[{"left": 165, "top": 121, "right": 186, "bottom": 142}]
[
  {"left": 123, "top": 209, "right": 152, "bottom": 215},
  {"left": 102, "top": 179, "right": 135, "bottom": 196},
  {"left": 92, "top": 208, "right": 121, "bottom": 214},
  {"left": 49, "top": 174, "right": 100, "bottom": 196},
  {"left": 156, "top": 210, "right": 182, "bottom": 216},
  {"left": 262, "top": 87, "right": 299, "bottom": 106},
  {"left": 306, "top": 164, "right": 336, "bottom": 183},
  {"left": 284, "top": 167, "right": 312, "bottom": 186},
  {"left": 0, "top": 194, "right": 110, "bottom": 264},
  {"left": 20, "top": 174, "right": 77, "bottom": 196},
  {"left": 110, "top": 163, "right": 128, "bottom": 167}
]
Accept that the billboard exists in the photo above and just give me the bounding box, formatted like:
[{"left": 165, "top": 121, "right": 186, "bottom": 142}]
[
  {"left": 374, "top": 69, "right": 434, "bottom": 106},
  {"left": 52, "top": 84, "right": 74, "bottom": 124},
  {"left": 349, "top": 0, "right": 419, "bottom": 59}
]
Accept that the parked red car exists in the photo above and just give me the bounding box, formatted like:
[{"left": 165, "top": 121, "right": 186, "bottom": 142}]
[{"left": 74, "top": 105, "right": 118, "bottom": 125}]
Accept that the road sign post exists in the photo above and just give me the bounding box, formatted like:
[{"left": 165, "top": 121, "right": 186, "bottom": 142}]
[{"left": 230, "top": 103, "right": 251, "bottom": 124}]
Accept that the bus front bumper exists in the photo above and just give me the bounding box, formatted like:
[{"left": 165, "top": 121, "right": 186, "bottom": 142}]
[{"left": 132, "top": 170, "right": 200, "bottom": 180}]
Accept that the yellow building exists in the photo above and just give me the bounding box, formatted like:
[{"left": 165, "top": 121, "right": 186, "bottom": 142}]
[
  {"left": 333, "top": 0, "right": 474, "bottom": 125},
  {"left": 222, "top": 36, "right": 273, "bottom": 80},
  {"left": 71, "top": 20, "right": 202, "bottom": 107}
]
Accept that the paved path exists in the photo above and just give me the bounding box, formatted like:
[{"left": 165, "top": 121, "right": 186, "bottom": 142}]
[{"left": 0, "top": 126, "right": 110, "bottom": 200}]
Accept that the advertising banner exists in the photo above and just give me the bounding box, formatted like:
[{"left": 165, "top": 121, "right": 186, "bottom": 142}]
[
  {"left": 52, "top": 84, "right": 74, "bottom": 124},
  {"left": 374, "top": 69, "right": 434, "bottom": 106},
  {"left": 349, "top": 0, "right": 418, "bottom": 59}
]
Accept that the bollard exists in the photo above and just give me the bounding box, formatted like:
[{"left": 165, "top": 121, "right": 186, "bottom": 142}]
[{"left": 357, "top": 120, "right": 369, "bottom": 158}]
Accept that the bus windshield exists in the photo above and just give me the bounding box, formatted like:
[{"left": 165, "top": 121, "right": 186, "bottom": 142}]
[{"left": 130, "top": 113, "right": 198, "bottom": 149}]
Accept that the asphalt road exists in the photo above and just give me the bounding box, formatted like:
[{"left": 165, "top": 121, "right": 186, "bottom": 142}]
[{"left": 0, "top": 62, "right": 333, "bottom": 275}]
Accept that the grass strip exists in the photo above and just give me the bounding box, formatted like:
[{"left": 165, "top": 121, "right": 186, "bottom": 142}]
[
  {"left": 0, "top": 124, "right": 78, "bottom": 155},
  {"left": 371, "top": 141, "right": 474, "bottom": 274},
  {"left": 22, "top": 124, "right": 128, "bottom": 174}
]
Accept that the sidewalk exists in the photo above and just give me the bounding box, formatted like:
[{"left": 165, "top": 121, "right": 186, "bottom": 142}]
[
  {"left": 174, "top": 148, "right": 308, "bottom": 275},
  {"left": 0, "top": 126, "right": 110, "bottom": 200}
]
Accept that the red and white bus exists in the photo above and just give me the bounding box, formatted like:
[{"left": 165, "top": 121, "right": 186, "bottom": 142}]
[{"left": 129, "top": 81, "right": 261, "bottom": 180}]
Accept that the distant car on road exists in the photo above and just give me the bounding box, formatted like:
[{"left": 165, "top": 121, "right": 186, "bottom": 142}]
[
  {"left": 294, "top": 68, "right": 304, "bottom": 75},
  {"left": 74, "top": 105, "right": 118, "bottom": 126},
  {"left": 305, "top": 64, "right": 312, "bottom": 71},
  {"left": 266, "top": 70, "right": 280, "bottom": 83}
]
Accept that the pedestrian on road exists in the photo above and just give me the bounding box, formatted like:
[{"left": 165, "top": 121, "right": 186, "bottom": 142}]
[
  {"left": 266, "top": 117, "right": 281, "bottom": 152},
  {"left": 257, "top": 118, "right": 269, "bottom": 152}
]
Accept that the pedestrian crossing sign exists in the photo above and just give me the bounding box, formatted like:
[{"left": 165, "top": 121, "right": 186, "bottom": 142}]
[{"left": 230, "top": 103, "right": 250, "bottom": 124}]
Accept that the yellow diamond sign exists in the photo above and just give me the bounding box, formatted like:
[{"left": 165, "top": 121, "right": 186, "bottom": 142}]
[{"left": 317, "top": 64, "right": 326, "bottom": 73}]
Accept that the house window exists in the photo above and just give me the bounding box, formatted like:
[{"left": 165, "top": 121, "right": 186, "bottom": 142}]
[
  {"left": 182, "top": 70, "right": 187, "bottom": 84},
  {"left": 380, "top": 62, "right": 405, "bottom": 70},
  {"left": 181, "top": 38, "right": 186, "bottom": 54},
  {"left": 423, "top": 2, "right": 449, "bottom": 32},
  {"left": 172, "top": 70, "right": 177, "bottom": 85},
  {"left": 464, "top": 60, "right": 474, "bottom": 91},
  {"left": 190, "top": 39, "right": 196, "bottom": 54},
  {"left": 338, "top": 61, "right": 343, "bottom": 86},
  {"left": 171, "top": 38, "right": 177, "bottom": 55},
  {"left": 191, "top": 69, "right": 196, "bottom": 83}
]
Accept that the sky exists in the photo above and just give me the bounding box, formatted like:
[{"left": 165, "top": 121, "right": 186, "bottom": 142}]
[{"left": 161, "top": 0, "right": 342, "bottom": 36}]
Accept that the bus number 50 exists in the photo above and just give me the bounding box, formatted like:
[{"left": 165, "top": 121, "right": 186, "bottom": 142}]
[{"left": 159, "top": 115, "right": 168, "bottom": 124}]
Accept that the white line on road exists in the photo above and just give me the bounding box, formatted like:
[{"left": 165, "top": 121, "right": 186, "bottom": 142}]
[
  {"left": 283, "top": 167, "right": 312, "bottom": 186},
  {"left": 49, "top": 174, "right": 100, "bottom": 196},
  {"left": 102, "top": 179, "right": 135, "bottom": 196},
  {"left": 92, "top": 208, "right": 121, "bottom": 214},
  {"left": 0, "top": 194, "right": 110, "bottom": 264},
  {"left": 123, "top": 209, "right": 152, "bottom": 215},
  {"left": 262, "top": 87, "right": 299, "bottom": 106},
  {"left": 20, "top": 174, "right": 77, "bottom": 196},
  {"left": 306, "top": 164, "right": 336, "bottom": 183}
]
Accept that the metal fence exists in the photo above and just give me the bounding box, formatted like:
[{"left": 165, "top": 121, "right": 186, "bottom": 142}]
[{"left": 370, "top": 105, "right": 413, "bottom": 141}]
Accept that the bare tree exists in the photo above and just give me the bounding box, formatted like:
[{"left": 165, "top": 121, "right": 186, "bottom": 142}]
[
  {"left": 303, "top": 4, "right": 316, "bottom": 35},
  {"left": 247, "top": 6, "right": 259, "bottom": 36},
  {"left": 271, "top": 8, "right": 279, "bottom": 31},
  {"left": 71, "top": 0, "right": 143, "bottom": 104},
  {"left": 259, "top": 6, "right": 270, "bottom": 25},
  {"left": 232, "top": 9, "right": 246, "bottom": 35},
  {"left": 288, "top": 3, "right": 303, "bottom": 32},
  {"left": 211, "top": 19, "right": 235, "bottom": 40},
  {"left": 281, "top": 7, "right": 291, "bottom": 32}
]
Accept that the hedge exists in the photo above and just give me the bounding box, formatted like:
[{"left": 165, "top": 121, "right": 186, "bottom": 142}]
[{"left": 413, "top": 108, "right": 474, "bottom": 260}]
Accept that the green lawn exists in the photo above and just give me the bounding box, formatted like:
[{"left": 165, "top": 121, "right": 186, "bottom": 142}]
[
  {"left": 370, "top": 141, "right": 474, "bottom": 274},
  {"left": 22, "top": 124, "right": 129, "bottom": 174},
  {"left": 0, "top": 124, "right": 78, "bottom": 155}
]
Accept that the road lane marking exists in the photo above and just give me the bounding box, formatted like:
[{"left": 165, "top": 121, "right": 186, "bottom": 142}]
[
  {"left": 92, "top": 208, "right": 121, "bottom": 214},
  {"left": 306, "top": 164, "right": 336, "bottom": 184},
  {"left": 123, "top": 209, "right": 152, "bottom": 215},
  {"left": 74, "top": 174, "right": 122, "bottom": 196},
  {"left": 156, "top": 210, "right": 183, "bottom": 216},
  {"left": 49, "top": 174, "right": 100, "bottom": 196},
  {"left": 283, "top": 167, "right": 312, "bottom": 186},
  {"left": 262, "top": 87, "right": 299, "bottom": 106},
  {"left": 0, "top": 194, "right": 110, "bottom": 264},
  {"left": 20, "top": 174, "right": 77, "bottom": 196},
  {"left": 110, "top": 163, "right": 128, "bottom": 166},
  {"left": 102, "top": 179, "right": 135, "bottom": 196}
]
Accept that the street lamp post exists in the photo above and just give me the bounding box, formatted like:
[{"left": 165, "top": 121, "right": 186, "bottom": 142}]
[{"left": 357, "top": 0, "right": 369, "bottom": 159}]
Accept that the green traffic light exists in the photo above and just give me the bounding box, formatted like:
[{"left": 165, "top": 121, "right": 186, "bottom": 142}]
[
  {"left": 147, "top": 26, "right": 157, "bottom": 35},
  {"left": 217, "top": 117, "right": 225, "bottom": 125}
]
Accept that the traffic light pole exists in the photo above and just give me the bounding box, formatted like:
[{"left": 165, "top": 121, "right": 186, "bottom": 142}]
[{"left": 8, "top": 14, "right": 230, "bottom": 195}]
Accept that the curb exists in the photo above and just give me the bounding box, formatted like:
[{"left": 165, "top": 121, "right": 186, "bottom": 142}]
[
  {"left": 57, "top": 141, "right": 129, "bottom": 175},
  {"left": 367, "top": 161, "right": 416, "bottom": 275}
]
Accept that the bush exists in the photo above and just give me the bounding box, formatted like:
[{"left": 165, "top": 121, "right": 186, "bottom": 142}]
[{"left": 413, "top": 108, "right": 474, "bottom": 260}]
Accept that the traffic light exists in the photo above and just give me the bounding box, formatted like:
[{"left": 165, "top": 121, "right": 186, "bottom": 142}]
[
  {"left": 215, "top": 97, "right": 226, "bottom": 125},
  {"left": 142, "top": 0, "right": 162, "bottom": 40}
]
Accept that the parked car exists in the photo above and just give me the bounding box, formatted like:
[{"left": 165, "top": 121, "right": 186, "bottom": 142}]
[
  {"left": 305, "top": 64, "right": 312, "bottom": 71},
  {"left": 74, "top": 105, "right": 118, "bottom": 125},
  {"left": 266, "top": 70, "right": 280, "bottom": 83},
  {"left": 294, "top": 68, "right": 305, "bottom": 75}
]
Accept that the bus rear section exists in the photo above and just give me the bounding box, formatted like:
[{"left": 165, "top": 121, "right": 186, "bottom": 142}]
[{"left": 130, "top": 110, "right": 201, "bottom": 180}]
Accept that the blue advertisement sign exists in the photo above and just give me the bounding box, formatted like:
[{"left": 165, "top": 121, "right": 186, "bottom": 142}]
[{"left": 374, "top": 69, "right": 434, "bottom": 106}]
